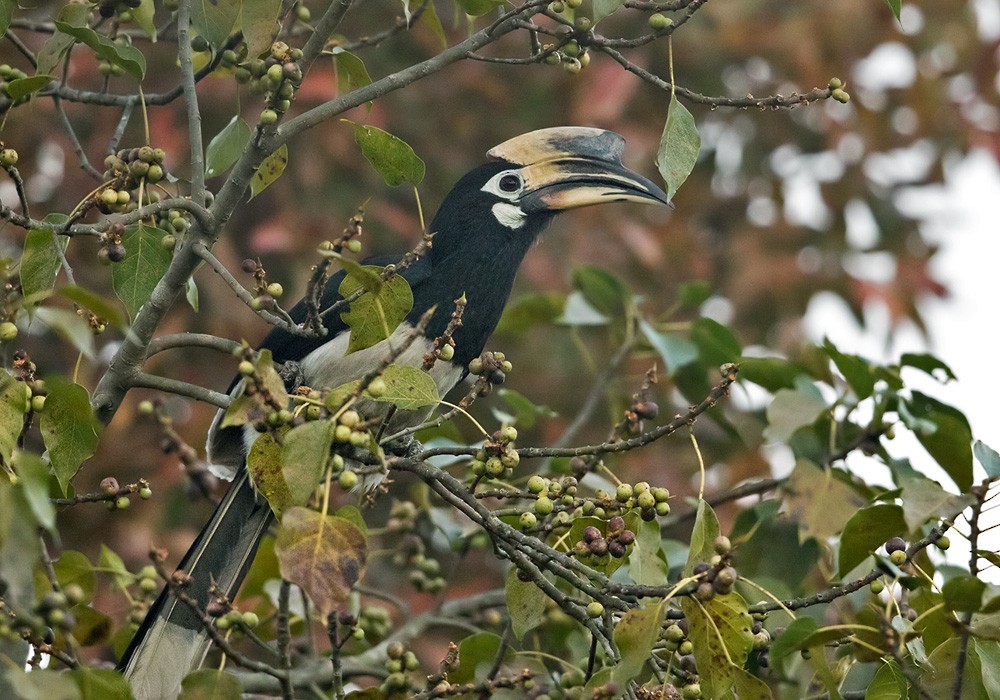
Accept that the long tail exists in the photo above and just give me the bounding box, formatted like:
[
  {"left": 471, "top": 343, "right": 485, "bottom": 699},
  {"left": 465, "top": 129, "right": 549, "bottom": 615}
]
[{"left": 119, "top": 470, "right": 273, "bottom": 699}]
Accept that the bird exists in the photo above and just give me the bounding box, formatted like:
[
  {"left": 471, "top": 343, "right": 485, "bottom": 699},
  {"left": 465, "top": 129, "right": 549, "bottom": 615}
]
[{"left": 120, "top": 126, "right": 670, "bottom": 698}]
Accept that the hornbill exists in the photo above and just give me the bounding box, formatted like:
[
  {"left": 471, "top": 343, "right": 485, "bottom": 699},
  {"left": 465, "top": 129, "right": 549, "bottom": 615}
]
[{"left": 120, "top": 126, "right": 669, "bottom": 698}]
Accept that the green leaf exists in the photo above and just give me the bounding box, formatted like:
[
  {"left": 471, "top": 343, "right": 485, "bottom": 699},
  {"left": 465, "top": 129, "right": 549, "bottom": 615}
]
[
  {"left": 921, "top": 637, "right": 987, "bottom": 699},
  {"left": 69, "top": 605, "right": 113, "bottom": 647},
  {"left": 247, "top": 431, "right": 294, "bottom": 517},
  {"left": 680, "top": 593, "right": 753, "bottom": 697},
  {"left": 349, "top": 122, "right": 425, "bottom": 187},
  {"left": 13, "top": 451, "right": 55, "bottom": 532},
  {"left": 450, "top": 632, "right": 510, "bottom": 684},
  {"left": 275, "top": 506, "right": 368, "bottom": 618},
  {"left": 738, "top": 356, "right": 802, "bottom": 392},
  {"left": 70, "top": 667, "right": 129, "bottom": 699},
  {"left": 628, "top": 518, "right": 669, "bottom": 585},
  {"left": 339, "top": 268, "right": 413, "bottom": 353},
  {"left": 640, "top": 319, "right": 698, "bottom": 375},
  {"left": 190, "top": 0, "right": 240, "bottom": 48},
  {"left": 494, "top": 388, "right": 556, "bottom": 430},
  {"left": 179, "top": 668, "right": 242, "bottom": 700},
  {"left": 338, "top": 256, "right": 384, "bottom": 294},
  {"left": 250, "top": 143, "right": 288, "bottom": 199},
  {"left": 656, "top": 93, "right": 700, "bottom": 201},
  {"left": 556, "top": 290, "right": 609, "bottom": 326},
  {"left": 36, "top": 4, "right": 90, "bottom": 76},
  {"left": 33, "top": 306, "right": 96, "bottom": 359},
  {"left": 897, "top": 472, "right": 974, "bottom": 532},
  {"left": 593, "top": 0, "right": 626, "bottom": 24},
  {"left": 732, "top": 667, "right": 772, "bottom": 700},
  {"left": 5, "top": 75, "right": 53, "bottom": 101},
  {"left": 784, "top": 459, "right": 866, "bottom": 542},
  {"left": 0, "top": 375, "right": 26, "bottom": 466},
  {"left": 901, "top": 392, "right": 973, "bottom": 491},
  {"left": 132, "top": 0, "right": 157, "bottom": 41},
  {"left": 691, "top": 317, "right": 741, "bottom": 367},
  {"left": 98, "top": 544, "right": 132, "bottom": 592},
  {"left": 53, "top": 21, "right": 146, "bottom": 79},
  {"left": 769, "top": 616, "right": 819, "bottom": 672},
  {"left": 3, "top": 668, "right": 81, "bottom": 700},
  {"left": 572, "top": 267, "right": 630, "bottom": 317},
  {"left": 838, "top": 503, "right": 906, "bottom": 578},
  {"left": 332, "top": 49, "right": 372, "bottom": 96},
  {"left": 59, "top": 285, "right": 125, "bottom": 328},
  {"left": 974, "top": 440, "right": 1000, "bottom": 478},
  {"left": 900, "top": 352, "right": 955, "bottom": 382},
  {"left": 420, "top": 0, "right": 447, "bottom": 48},
  {"left": 281, "top": 420, "right": 333, "bottom": 510},
  {"left": 866, "top": 659, "right": 909, "bottom": 700},
  {"left": 221, "top": 349, "right": 288, "bottom": 429},
  {"left": 942, "top": 575, "right": 986, "bottom": 613},
  {"left": 823, "top": 338, "right": 877, "bottom": 399},
  {"left": 41, "top": 550, "right": 97, "bottom": 601},
  {"left": 240, "top": 0, "right": 281, "bottom": 58},
  {"left": 612, "top": 601, "right": 664, "bottom": 686},
  {"left": 205, "top": 116, "right": 251, "bottom": 178},
  {"left": 678, "top": 280, "right": 711, "bottom": 308},
  {"left": 765, "top": 387, "right": 827, "bottom": 442},
  {"left": 504, "top": 567, "right": 546, "bottom": 641},
  {"left": 685, "top": 500, "right": 720, "bottom": 575},
  {"left": 21, "top": 218, "right": 69, "bottom": 302},
  {"left": 39, "top": 380, "right": 101, "bottom": 494},
  {"left": 371, "top": 365, "right": 439, "bottom": 410},
  {"left": 0, "top": 0, "right": 14, "bottom": 36},
  {"left": 883, "top": 0, "right": 901, "bottom": 21},
  {"left": 496, "top": 292, "right": 565, "bottom": 335},
  {"left": 111, "top": 223, "right": 173, "bottom": 322},
  {"left": 975, "top": 640, "right": 1000, "bottom": 700}
]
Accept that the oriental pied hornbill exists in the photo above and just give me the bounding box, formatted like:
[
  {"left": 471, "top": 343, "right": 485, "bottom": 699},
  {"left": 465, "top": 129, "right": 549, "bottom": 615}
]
[{"left": 120, "top": 126, "right": 669, "bottom": 698}]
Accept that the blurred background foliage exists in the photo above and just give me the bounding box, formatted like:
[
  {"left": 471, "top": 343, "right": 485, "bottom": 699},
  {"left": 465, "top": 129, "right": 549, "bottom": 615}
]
[{"left": 1, "top": 0, "right": 995, "bottom": 669}]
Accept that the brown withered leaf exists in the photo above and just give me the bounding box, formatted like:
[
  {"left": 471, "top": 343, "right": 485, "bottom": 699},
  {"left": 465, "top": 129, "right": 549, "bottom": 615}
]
[{"left": 274, "top": 507, "right": 367, "bottom": 618}]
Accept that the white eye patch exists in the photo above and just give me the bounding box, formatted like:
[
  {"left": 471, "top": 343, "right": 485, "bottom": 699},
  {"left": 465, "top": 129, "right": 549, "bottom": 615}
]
[{"left": 482, "top": 169, "right": 525, "bottom": 200}]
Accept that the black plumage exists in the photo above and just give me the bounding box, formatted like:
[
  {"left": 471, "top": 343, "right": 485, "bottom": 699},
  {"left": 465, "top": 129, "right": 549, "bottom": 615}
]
[{"left": 121, "top": 127, "right": 668, "bottom": 699}]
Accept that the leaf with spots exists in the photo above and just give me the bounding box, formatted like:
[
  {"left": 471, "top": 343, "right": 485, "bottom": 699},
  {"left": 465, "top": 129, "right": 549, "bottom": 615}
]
[
  {"left": 371, "top": 364, "right": 439, "bottom": 411},
  {"left": 612, "top": 601, "right": 664, "bottom": 686},
  {"left": 247, "top": 431, "right": 294, "bottom": 517},
  {"left": 281, "top": 419, "right": 334, "bottom": 509},
  {"left": 250, "top": 144, "right": 288, "bottom": 199},
  {"left": 680, "top": 592, "right": 754, "bottom": 698},
  {"left": 348, "top": 122, "right": 425, "bottom": 187},
  {"left": 275, "top": 506, "right": 368, "bottom": 618},
  {"left": 505, "top": 567, "right": 547, "bottom": 641}
]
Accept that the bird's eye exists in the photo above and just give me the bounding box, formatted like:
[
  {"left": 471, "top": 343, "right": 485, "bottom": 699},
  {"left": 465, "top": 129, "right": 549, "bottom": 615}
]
[{"left": 498, "top": 174, "right": 522, "bottom": 193}]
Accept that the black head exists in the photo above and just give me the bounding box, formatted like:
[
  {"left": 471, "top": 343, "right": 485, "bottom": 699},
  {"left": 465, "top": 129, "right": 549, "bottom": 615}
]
[
  {"left": 415, "top": 127, "right": 670, "bottom": 368},
  {"left": 429, "top": 126, "right": 670, "bottom": 266}
]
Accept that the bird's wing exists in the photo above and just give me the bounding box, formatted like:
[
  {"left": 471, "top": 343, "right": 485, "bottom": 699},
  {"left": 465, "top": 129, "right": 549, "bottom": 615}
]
[
  {"left": 207, "top": 254, "right": 431, "bottom": 475},
  {"left": 121, "top": 253, "right": 434, "bottom": 698}
]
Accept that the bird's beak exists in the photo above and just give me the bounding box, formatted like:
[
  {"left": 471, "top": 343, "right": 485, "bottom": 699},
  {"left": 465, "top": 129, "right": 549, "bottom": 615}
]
[{"left": 488, "top": 126, "right": 671, "bottom": 213}]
